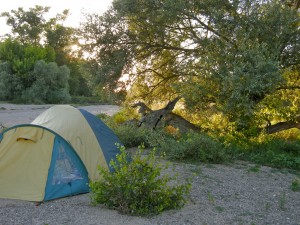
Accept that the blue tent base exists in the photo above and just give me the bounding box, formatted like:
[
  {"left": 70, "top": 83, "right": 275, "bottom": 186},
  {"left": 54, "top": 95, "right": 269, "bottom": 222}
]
[{"left": 44, "top": 136, "right": 89, "bottom": 201}]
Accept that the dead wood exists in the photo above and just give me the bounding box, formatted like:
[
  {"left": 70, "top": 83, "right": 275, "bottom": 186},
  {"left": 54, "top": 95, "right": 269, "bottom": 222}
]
[
  {"left": 264, "top": 116, "right": 300, "bottom": 134},
  {"left": 131, "top": 97, "right": 199, "bottom": 132}
]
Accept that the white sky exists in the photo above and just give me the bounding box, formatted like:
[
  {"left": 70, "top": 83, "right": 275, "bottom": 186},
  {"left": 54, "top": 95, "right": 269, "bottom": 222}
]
[{"left": 0, "top": 0, "right": 113, "bottom": 36}]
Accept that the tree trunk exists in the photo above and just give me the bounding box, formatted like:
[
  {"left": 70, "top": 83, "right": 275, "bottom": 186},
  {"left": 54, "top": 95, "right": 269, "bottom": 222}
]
[{"left": 131, "top": 97, "right": 199, "bottom": 132}]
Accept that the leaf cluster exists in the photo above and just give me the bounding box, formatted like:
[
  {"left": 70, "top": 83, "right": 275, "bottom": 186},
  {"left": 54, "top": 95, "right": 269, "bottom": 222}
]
[{"left": 90, "top": 145, "right": 191, "bottom": 215}]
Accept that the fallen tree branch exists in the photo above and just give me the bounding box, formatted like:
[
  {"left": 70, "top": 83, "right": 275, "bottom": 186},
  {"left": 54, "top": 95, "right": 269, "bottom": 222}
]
[
  {"left": 264, "top": 116, "right": 300, "bottom": 134},
  {"left": 131, "top": 97, "right": 199, "bottom": 132}
]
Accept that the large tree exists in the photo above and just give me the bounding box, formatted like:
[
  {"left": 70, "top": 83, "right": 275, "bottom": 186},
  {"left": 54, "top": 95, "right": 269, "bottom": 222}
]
[{"left": 81, "top": 0, "right": 300, "bottom": 133}]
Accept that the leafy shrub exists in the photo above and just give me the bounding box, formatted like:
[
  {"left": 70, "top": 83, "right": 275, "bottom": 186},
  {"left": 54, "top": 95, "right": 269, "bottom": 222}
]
[
  {"left": 97, "top": 113, "right": 110, "bottom": 121},
  {"left": 112, "top": 106, "right": 139, "bottom": 125},
  {"left": 0, "top": 62, "right": 23, "bottom": 101},
  {"left": 109, "top": 121, "right": 229, "bottom": 163},
  {"left": 290, "top": 178, "right": 300, "bottom": 192},
  {"left": 215, "top": 130, "right": 300, "bottom": 170},
  {"left": 99, "top": 113, "right": 145, "bottom": 142},
  {"left": 90, "top": 145, "right": 191, "bottom": 216},
  {"left": 272, "top": 128, "right": 300, "bottom": 141},
  {"left": 21, "top": 60, "right": 71, "bottom": 103},
  {"left": 245, "top": 138, "right": 300, "bottom": 170},
  {"left": 111, "top": 124, "right": 159, "bottom": 148},
  {"left": 159, "top": 131, "right": 229, "bottom": 163},
  {"left": 102, "top": 110, "right": 300, "bottom": 170},
  {"left": 254, "top": 138, "right": 300, "bottom": 155},
  {"left": 100, "top": 114, "right": 170, "bottom": 149},
  {"left": 112, "top": 125, "right": 177, "bottom": 150}
]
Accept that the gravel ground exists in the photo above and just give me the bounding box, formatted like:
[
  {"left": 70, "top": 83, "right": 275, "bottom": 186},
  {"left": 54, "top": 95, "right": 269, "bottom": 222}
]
[
  {"left": 0, "top": 104, "right": 299, "bottom": 225},
  {"left": 0, "top": 162, "right": 299, "bottom": 225}
]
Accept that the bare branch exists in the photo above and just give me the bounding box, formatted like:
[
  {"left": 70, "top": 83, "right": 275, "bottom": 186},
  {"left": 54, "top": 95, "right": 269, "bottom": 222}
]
[{"left": 264, "top": 116, "right": 300, "bottom": 134}]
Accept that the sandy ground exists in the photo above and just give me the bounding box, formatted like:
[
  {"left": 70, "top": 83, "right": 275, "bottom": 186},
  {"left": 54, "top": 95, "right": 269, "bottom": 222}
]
[
  {"left": 0, "top": 104, "right": 299, "bottom": 225},
  {"left": 0, "top": 103, "right": 120, "bottom": 127},
  {"left": 0, "top": 162, "right": 299, "bottom": 225}
]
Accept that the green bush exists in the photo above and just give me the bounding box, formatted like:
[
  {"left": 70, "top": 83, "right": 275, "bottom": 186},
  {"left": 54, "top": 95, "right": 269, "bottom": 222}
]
[
  {"left": 159, "top": 132, "right": 230, "bottom": 163},
  {"left": 96, "top": 113, "right": 152, "bottom": 148},
  {"left": 112, "top": 125, "right": 156, "bottom": 148},
  {"left": 244, "top": 138, "right": 300, "bottom": 170},
  {"left": 214, "top": 131, "right": 300, "bottom": 170},
  {"left": 110, "top": 123, "right": 230, "bottom": 163},
  {"left": 112, "top": 106, "right": 140, "bottom": 125},
  {"left": 90, "top": 145, "right": 191, "bottom": 216},
  {"left": 290, "top": 178, "right": 300, "bottom": 192},
  {"left": 99, "top": 114, "right": 171, "bottom": 149},
  {"left": 253, "top": 138, "right": 300, "bottom": 155},
  {"left": 101, "top": 111, "right": 300, "bottom": 171},
  {"left": 21, "top": 60, "right": 71, "bottom": 103},
  {"left": 0, "top": 62, "right": 23, "bottom": 101}
]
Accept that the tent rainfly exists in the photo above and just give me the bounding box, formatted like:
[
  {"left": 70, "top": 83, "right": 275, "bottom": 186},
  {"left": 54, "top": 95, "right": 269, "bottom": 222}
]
[{"left": 0, "top": 105, "right": 122, "bottom": 201}]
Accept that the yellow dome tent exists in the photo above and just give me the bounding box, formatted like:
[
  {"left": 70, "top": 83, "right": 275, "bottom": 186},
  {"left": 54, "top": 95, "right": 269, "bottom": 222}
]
[{"left": 0, "top": 105, "right": 122, "bottom": 201}]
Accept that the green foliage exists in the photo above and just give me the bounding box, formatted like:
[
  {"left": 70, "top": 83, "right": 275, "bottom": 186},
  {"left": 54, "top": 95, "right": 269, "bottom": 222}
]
[
  {"left": 0, "top": 62, "right": 23, "bottom": 101},
  {"left": 0, "top": 59, "right": 71, "bottom": 104},
  {"left": 1, "top": 6, "right": 50, "bottom": 44},
  {"left": 97, "top": 113, "right": 110, "bottom": 121},
  {"left": 112, "top": 127, "right": 299, "bottom": 171},
  {"left": 67, "top": 61, "right": 92, "bottom": 97},
  {"left": 290, "top": 178, "right": 300, "bottom": 192},
  {"left": 105, "top": 107, "right": 299, "bottom": 170},
  {"left": 80, "top": 13, "right": 131, "bottom": 95},
  {"left": 158, "top": 131, "right": 230, "bottom": 164},
  {"left": 113, "top": 125, "right": 154, "bottom": 148},
  {"left": 247, "top": 165, "right": 261, "bottom": 173},
  {"left": 1, "top": 6, "right": 70, "bottom": 45},
  {"left": 107, "top": 115, "right": 229, "bottom": 164},
  {"left": 45, "top": 24, "right": 77, "bottom": 66},
  {"left": 90, "top": 145, "right": 191, "bottom": 215},
  {"left": 98, "top": 113, "right": 165, "bottom": 148},
  {"left": 112, "top": 106, "right": 140, "bottom": 124},
  {"left": 217, "top": 132, "right": 300, "bottom": 170},
  {"left": 0, "top": 6, "right": 93, "bottom": 103},
  {"left": 21, "top": 60, "right": 71, "bottom": 103},
  {"left": 245, "top": 139, "right": 300, "bottom": 170},
  {"left": 81, "top": 0, "right": 300, "bottom": 131},
  {"left": 0, "top": 39, "right": 55, "bottom": 78}
]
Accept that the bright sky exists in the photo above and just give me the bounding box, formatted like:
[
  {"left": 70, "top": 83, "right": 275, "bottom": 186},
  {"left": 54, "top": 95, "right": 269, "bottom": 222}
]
[{"left": 0, "top": 0, "right": 113, "bottom": 36}]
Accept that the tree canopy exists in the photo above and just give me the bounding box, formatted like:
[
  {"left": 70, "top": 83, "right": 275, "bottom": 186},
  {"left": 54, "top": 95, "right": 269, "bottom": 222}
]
[
  {"left": 1, "top": 6, "right": 70, "bottom": 45},
  {"left": 80, "top": 0, "right": 300, "bottom": 133}
]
